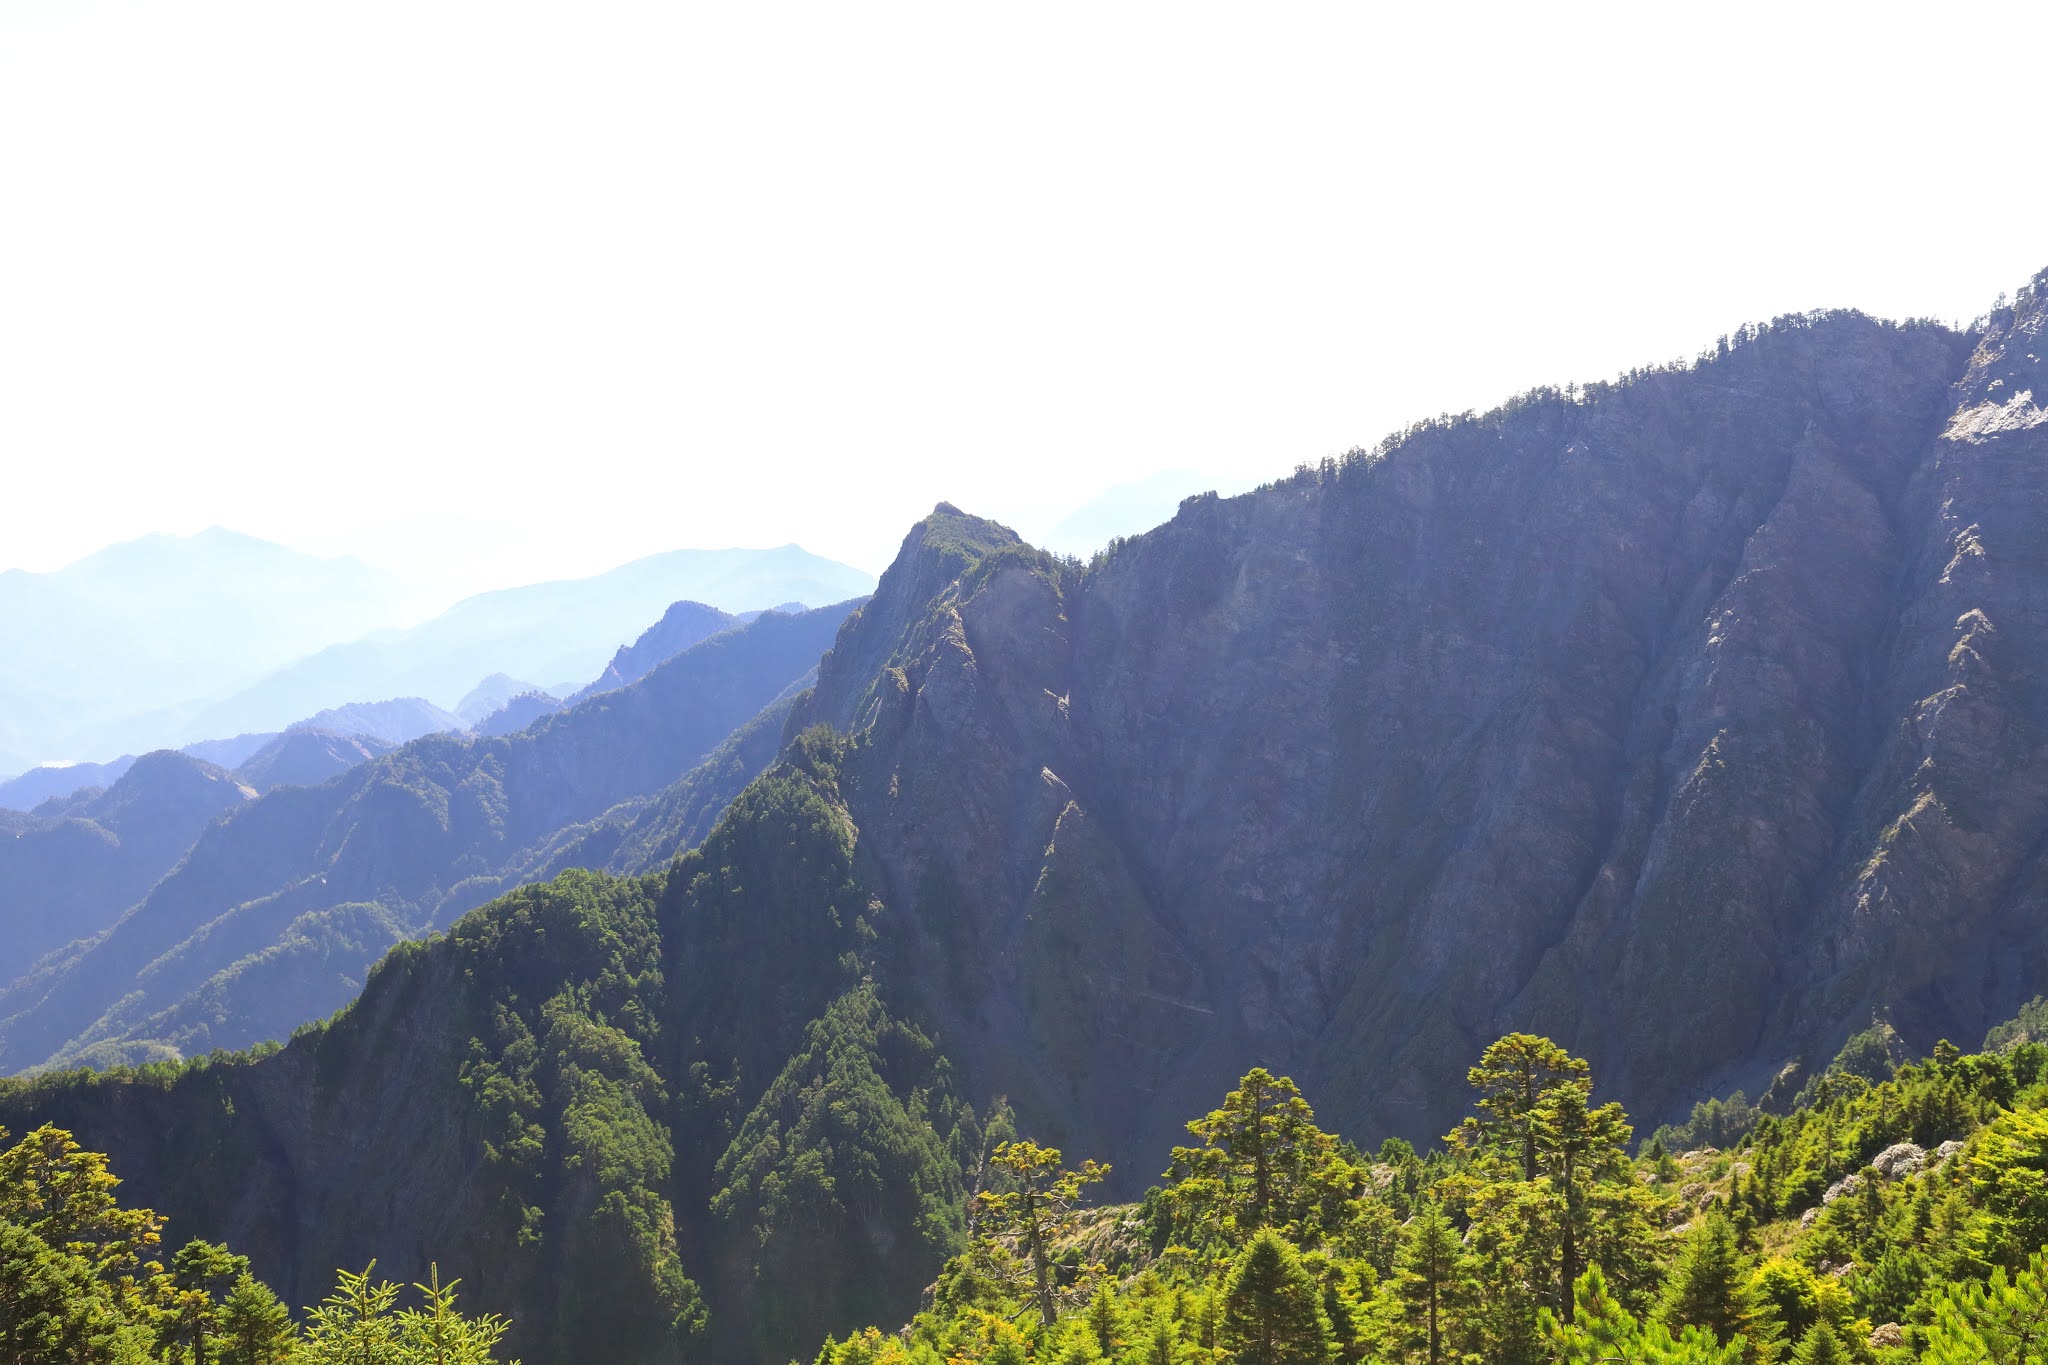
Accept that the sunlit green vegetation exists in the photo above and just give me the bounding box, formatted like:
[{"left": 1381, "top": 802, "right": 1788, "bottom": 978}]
[
  {"left": 0, "top": 1122, "right": 515, "bottom": 1364},
  {"left": 811, "top": 1026, "right": 2048, "bottom": 1365}
]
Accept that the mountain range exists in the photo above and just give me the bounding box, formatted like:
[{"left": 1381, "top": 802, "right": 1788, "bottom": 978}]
[
  {"left": 0, "top": 601, "right": 857, "bottom": 1071},
  {"left": 163, "top": 546, "right": 872, "bottom": 743},
  {"left": 0, "top": 538, "right": 875, "bottom": 774},
  {"left": 0, "top": 530, "right": 403, "bottom": 773},
  {"left": 5, "top": 271, "right": 2048, "bottom": 1363}
]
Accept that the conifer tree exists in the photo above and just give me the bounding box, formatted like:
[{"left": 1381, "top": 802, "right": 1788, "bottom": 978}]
[
  {"left": 972, "top": 1140, "right": 1108, "bottom": 1327},
  {"left": 396, "top": 1264, "right": 515, "bottom": 1365},
  {"left": 1658, "top": 1211, "right": 1758, "bottom": 1346},
  {"left": 216, "top": 1272, "right": 296, "bottom": 1365},
  {"left": 0, "top": 1124, "right": 165, "bottom": 1295},
  {"left": 1219, "top": 1229, "right": 1332, "bottom": 1365},
  {"left": 1085, "top": 1283, "right": 1122, "bottom": 1358},
  {"left": 1789, "top": 1321, "right": 1849, "bottom": 1365},
  {"left": 0, "top": 1216, "right": 114, "bottom": 1365},
  {"left": 1922, "top": 1250, "right": 2048, "bottom": 1365},
  {"left": 1532, "top": 1082, "right": 1632, "bottom": 1322},
  {"left": 1396, "top": 1202, "right": 1464, "bottom": 1365},
  {"left": 162, "top": 1239, "right": 248, "bottom": 1365},
  {"left": 1166, "top": 1069, "right": 1339, "bottom": 1240},
  {"left": 1542, "top": 1266, "right": 1743, "bottom": 1365},
  {"left": 1452, "top": 1035, "right": 1589, "bottom": 1180},
  {"left": 300, "top": 1263, "right": 403, "bottom": 1365}
]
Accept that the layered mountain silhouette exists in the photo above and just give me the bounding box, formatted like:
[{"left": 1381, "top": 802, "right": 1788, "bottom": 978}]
[
  {"left": 229, "top": 730, "right": 400, "bottom": 794},
  {"left": 9, "top": 273, "right": 2048, "bottom": 1364},
  {"left": 0, "top": 602, "right": 857, "bottom": 1070},
  {"left": 170, "top": 547, "right": 872, "bottom": 741},
  {"left": 0, "top": 753, "right": 257, "bottom": 978},
  {"left": 0, "top": 530, "right": 403, "bottom": 773},
  {"left": 3, "top": 699, "right": 462, "bottom": 813},
  {"left": 0, "top": 756, "right": 140, "bottom": 812},
  {"left": 575, "top": 599, "right": 738, "bottom": 699},
  {"left": 0, "top": 539, "right": 874, "bottom": 773}
]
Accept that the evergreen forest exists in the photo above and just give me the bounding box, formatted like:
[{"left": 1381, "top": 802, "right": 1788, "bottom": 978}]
[
  {"left": 811, "top": 1028, "right": 2048, "bottom": 1365},
  {"left": 18, "top": 1016, "right": 2048, "bottom": 1365}
]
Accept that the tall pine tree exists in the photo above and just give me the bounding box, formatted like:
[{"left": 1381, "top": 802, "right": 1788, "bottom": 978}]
[{"left": 1220, "top": 1229, "right": 1333, "bottom": 1365}]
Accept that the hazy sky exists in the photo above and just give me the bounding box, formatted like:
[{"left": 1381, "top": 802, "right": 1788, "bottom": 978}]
[{"left": 4, "top": 2, "right": 2044, "bottom": 593}]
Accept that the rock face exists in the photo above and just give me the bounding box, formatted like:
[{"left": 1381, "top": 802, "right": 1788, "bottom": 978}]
[{"left": 784, "top": 278, "right": 2048, "bottom": 1167}]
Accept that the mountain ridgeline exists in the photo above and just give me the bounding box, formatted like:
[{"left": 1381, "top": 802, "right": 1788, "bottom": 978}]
[
  {"left": 6, "top": 274, "right": 2048, "bottom": 1362},
  {"left": 0, "top": 602, "right": 856, "bottom": 1072}
]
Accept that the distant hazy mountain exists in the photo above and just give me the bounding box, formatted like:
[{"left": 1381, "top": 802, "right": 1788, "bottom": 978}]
[
  {"left": 454, "top": 673, "right": 553, "bottom": 725},
  {"left": 0, "top": 752, "right": 254, "bottom": 981},
  {"left": 0, "top": 757, "right": 138, "bottom": 813},
  {"left": 178, "top": 733, "right": 281, "bottom": 770},
  {"left": 473, "top": 692, "right": 564, "bottom": 738},
  {"left": 0, "top": 529, "right": 404, "bottom": 772},
  {"left": 1, "top": 598, "right": 745, "bottom": 813},
  {"left": 181, "top": 546, "right": 874, "bottom": 738},
  {"left": 0, "top": 600, "right": 860, "bottom": 1071},
  {"left": 230, "top": 731, "right": 399, "bottom": 794},
  {"left": 3, "top": 709, "right": 454, "bottom": 813},
  {"left": 285, "top": 697, "right": 466, "bottom": 746},
  {"left": 573, "top": 600, "right": 736, "bottom": 700}
]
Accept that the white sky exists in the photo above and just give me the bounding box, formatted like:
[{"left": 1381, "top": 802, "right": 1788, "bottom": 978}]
[{"left": 3, "top": 1, "right": 2044, "bottom": 593}]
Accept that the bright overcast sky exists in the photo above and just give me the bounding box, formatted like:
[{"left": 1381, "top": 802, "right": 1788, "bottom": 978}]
[{"left": 3, "top": 2, "right": 2044, "bottom": 592}]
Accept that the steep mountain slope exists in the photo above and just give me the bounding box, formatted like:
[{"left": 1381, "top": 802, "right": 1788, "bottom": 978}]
[
  {"left": 777, "top": 294, "right": 2047, "bottom": 1165},
  {"left": 0, "top": 529, "right": 403, "bottom": 772},
  {"left": 0, "top": 753, "right": 255, "bottom": 980},
  {"left": 576, "top": 600, "right": 737, "bottom": 699},
  {"left": 9, "top": 276, "right": 2048, "bottom": 1365},
  {"left": 0, "top": 758, "right": 950, "bottom": 1363},
  {"left": 473, "top": 692, "right": 565, "bottom": 737},
  {"left": 179, "top": 731, "right": 282, "bottom": 769},
  {"left": 454, "top": 672, "right": 554, "bottom": 725},
  {"left": 180, "top": 548, "right": 870, "bottom": 736},
  {"left": 230, "top": 730, "right": 399, "bottom": 793},
  {"left": 0, "top": 602, "right": 859, "bottom": 1071}
]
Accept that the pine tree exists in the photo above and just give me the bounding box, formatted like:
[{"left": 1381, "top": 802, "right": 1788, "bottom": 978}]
[
  {"left": 972, "top": 1140, "right": 1108, "bottom": 1327},
  {"left": 1789, "top": 1321, "right": 1849, "bottom": 1365},
  {"left": 1532, "top": 1083, "right": 1633, "bottom": 1322},
  {"left": 217, "top": 1272, "right": 296, "bottom": 1365},
  {"left": 163, "top": 1239, "right": 249, "bottom": 1365},
  {"left": 299, "top": 1263, "right": 403, "bottom": 1365},
  {"left": 1452, "top": 1036, "right": 1589, "bottom": 1181},
  {"left": 1166, "top": 1069, "right": 1340, "bottom": 1241},
  {"left": 1658, "top": 1210, "right": 1755, "bottom": 1344},
  {"left": 1396, "top": 1202, "right": 1464, "bottom": 1365},
  {"left": 1218, "top": 1229, "right": 1332, "bottom": 1365},
  {"left": 1922, "top": 1250, "right": 2048, "bottom": 1365},
  {"left": 396, "top": 1264, "right": 514, "bottom": 1365},
  {"left": 0, "top": 1125, "right": 166, "bottom": 1294},
  {"left": 1085, "top": 1283, "right": 1122, "bottom": 1357},
  {"left": 0, "top": 1216, "right": 115, "bottom": 1365},
  {"left": 1542, "top": 1266, "right": 1743, "bottom": 1365}
]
